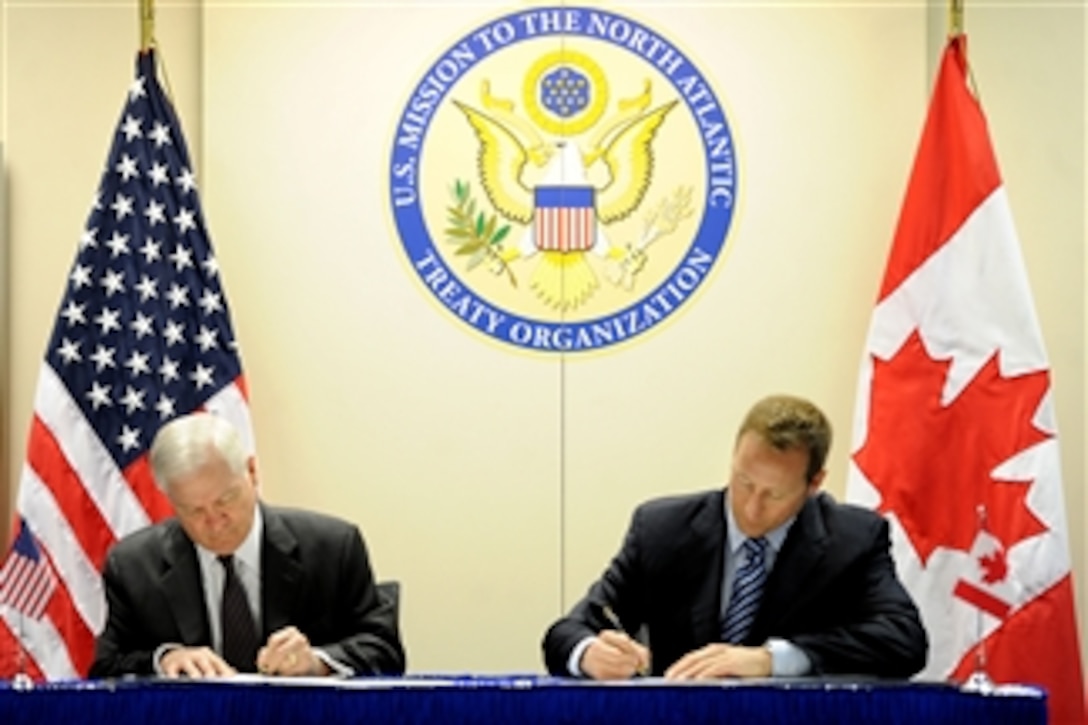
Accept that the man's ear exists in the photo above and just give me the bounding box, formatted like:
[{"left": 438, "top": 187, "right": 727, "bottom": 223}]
[
  {"left": 246, "top": 456, "right": 259, "bottom": 488},
  {"left": 807, "top": 469, "right": 826, "bottom": 494}
]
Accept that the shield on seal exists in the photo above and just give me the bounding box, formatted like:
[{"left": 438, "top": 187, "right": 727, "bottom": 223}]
[{"left": 533, "top": 186, "right": 596, "bottom": 253}]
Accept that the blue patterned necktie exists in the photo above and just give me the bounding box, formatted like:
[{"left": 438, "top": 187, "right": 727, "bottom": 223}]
[{"left": 721, "top": 537, "right": 768, "bottom": 644}]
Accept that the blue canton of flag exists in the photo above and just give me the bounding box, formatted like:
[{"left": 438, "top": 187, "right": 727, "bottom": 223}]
[
  {"left": 51, "top": 51, "right": 243, "bottom": 469},
  {"left": 0, "top": 49, "right": 255, "bottom": 680}
]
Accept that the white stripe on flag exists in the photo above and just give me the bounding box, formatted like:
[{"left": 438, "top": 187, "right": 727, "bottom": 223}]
[
  {"left": 1, "top": 559, "right": 30, "bottom": 608},
  {"left": 21, "top": 572, "right": 53, "bottom": 619},
  {"left": 1, "top": 557, "right": 53, "bottom": 618},
  {"left": 33, "top": 362, "right": 151, "bottom": 539},
  {"left": 17, "top": 468, "right": 106, "bottom": 634},
  {"left": 0, "top": 604, "right": 77, "bottom": 680}
]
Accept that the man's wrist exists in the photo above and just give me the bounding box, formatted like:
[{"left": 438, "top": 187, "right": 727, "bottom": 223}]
[{"left": 568, "top": 636, "right": 596, "bottom": 677}]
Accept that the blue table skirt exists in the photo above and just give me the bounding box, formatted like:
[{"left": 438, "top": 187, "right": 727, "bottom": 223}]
[{"left": 0, "top": 675, "right": 1047, "bottom": 724}]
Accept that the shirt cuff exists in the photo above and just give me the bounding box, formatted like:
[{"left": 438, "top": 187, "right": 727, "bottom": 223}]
[
  {"left": 567, "top": 636, "right": 596, "bottom": 677},
  {"left": 152, "top": 643, "right": 182, "bottom": 676},
  {"left": 313, "top": 647, "right": 353, "bottom": 677},
  {"left": 765, "top": 637, "right": 812, "bottom": 677}
]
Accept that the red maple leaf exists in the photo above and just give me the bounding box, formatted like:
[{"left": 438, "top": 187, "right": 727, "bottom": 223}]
[
  {"left": 853, "top": 331, "right": 1050, "bottom": 565},
  {"left": 978, "top": 549, "right": 1008, "bottom": 584}
]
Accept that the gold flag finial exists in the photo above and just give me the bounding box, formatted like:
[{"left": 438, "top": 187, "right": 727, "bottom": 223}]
[
  {"left": 140, "top": 0, "right": 155, "bottom": 51},
  {"left": 949, "top": 0, "right": 964, "bottom": 37}
]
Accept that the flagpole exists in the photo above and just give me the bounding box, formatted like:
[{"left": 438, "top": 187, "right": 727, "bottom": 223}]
[
  {"left": 11, "top": 612, "right": 32, "bottom": 690},
  {"left": 949, "top": 0, "right": 964, "bottom": 38},
  {"left": 139, "top": 0, "right": 155, "bottom": 52},
  {"left": 962, "top": 504, "right": 995, "bottom": 694},
  {"left": 948, "top": 0, "right": 978, "bottom": 98}
]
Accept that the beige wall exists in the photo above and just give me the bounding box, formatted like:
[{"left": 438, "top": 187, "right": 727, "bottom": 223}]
[
  {"left": 2, "top": 0, "right": 1085, "bottom": 677},
  {"left": 0, "top": 0, "right": 7, "bottom": 552}
]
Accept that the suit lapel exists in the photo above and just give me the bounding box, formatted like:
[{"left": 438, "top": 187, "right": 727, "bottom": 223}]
[
  {"left": 685, "top": 490, "right": 727, "bottom": 646},
  {"left": 259, "top": 506, "right": 304, "bottom": 638},
  {"left": 160, "top": 522, "right": 211, "bottom": 645},
  {"left": 755, "top": 493, "right": 829, "bottom": 636}
]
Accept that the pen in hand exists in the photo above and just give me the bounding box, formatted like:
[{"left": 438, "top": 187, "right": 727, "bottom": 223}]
[{"left": 599, "top": 604, "right": 650, "bottom": 676}]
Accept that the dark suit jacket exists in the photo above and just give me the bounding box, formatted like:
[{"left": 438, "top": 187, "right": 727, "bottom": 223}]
[
  {"left": 543, "top": 489, "right": 927, "bottom": 678},
  {"left": 90, "top": 504, "right": 405, "bottom": 678}
]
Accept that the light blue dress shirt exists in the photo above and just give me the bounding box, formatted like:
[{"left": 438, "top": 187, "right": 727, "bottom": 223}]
[{"left": 723, "top": 491, "right": 811, "bottom": 676}]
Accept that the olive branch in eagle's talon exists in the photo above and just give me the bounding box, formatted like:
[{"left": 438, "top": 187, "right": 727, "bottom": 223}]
[{"left": 444, "top": 179, "right": 517, "bottom": 288}]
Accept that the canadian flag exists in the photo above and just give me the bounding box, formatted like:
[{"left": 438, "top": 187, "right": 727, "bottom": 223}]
[{"left": 847, "top": 35, "right": 1086, "bottom": 725}]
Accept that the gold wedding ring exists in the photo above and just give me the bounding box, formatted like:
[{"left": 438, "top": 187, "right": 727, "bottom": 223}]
[{"left": 287, "top": 653, "right": 297, "bottom": 668}]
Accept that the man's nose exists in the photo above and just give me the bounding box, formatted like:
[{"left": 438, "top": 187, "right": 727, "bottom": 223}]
[{"left": 744, "top": 496, "right": 763, "bottom": 519}]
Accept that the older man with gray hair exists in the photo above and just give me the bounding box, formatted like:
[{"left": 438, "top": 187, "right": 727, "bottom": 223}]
[{"left": 90, "top": 412, "right": 404, "bottom": 678}]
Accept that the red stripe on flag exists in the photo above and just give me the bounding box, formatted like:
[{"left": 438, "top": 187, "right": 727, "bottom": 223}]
[
  {"left": 1, "top": 557, "right": 54, "bottom": 619},
  {"left": 951, "top": 575, "right": 1086, "bottom": 725},
  {"left": 534, "top": 213, "right": 546, "bottom": 251},
  {"left": 25, "top": 417, "right": 116, "bottom": 570},
  {"left": 3, "top": 559, "right": 30, "bottom": 608},
  {"left": 952, "top": 579, "right": 1010, "bottom": 620},
  {"left": 3, "top": 49, "right": 255, "bottom": 683},
  {"left": 42, "top": 568, "right": 97, "bottom": 677},
  {"left": 21, "top": 576, "right": 52, "bottom": 619},
  {"left": 123, "top": 455, "right": 174, "bottom": 524},
  {"left": 878, "top": 36, "right": 1001, "bottom": 301},
  {"left": 235, "top": 374, "right": 250, "bottom": 401}
]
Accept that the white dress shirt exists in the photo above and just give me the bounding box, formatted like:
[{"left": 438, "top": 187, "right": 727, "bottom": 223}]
[{"left": 195, "top": 506, "right": 264, "bottom": 654}]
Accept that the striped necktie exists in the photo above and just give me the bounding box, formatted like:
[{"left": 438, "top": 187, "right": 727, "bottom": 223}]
[
  {"left": 720, "top": 537, "right": 768, "bottom": 644},
  {"left": 219, "top": 554, "right": 260, "bottom": 671}
]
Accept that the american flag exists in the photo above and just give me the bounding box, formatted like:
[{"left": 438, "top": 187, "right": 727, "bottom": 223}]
[
  {"left": 0, "top": 49, "right": 254, "bottom": 680},
  {"left": 0, "top": 519, "right": 57, "bottom": 621}
]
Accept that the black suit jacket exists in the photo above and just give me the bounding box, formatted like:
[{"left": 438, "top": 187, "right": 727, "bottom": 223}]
[
  {"left": 543, "top": 489, "right": 927, "bottom": 678},
  {"left": 90, "top": 504, "right": 405, "bottom": 677}
]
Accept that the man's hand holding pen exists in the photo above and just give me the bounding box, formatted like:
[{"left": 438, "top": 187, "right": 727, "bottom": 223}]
[
  {"left": 579, "top": 605, "right": 651, "bottom": 680},
  {"left": 581, "top": 630, "right": 651, "bottom": 680}
]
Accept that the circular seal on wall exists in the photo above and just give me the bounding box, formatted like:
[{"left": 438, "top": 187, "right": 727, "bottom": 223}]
[{"left": 389, "top": 6, "right": 738, "bottom": 352}]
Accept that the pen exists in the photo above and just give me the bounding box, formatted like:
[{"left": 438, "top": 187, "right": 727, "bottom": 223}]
[
  {"left": 600, "top": 604, "right": 650, "bottom": 676},
  {"left": 601, "top": 604, "right": 625, "bottom": 633}
]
